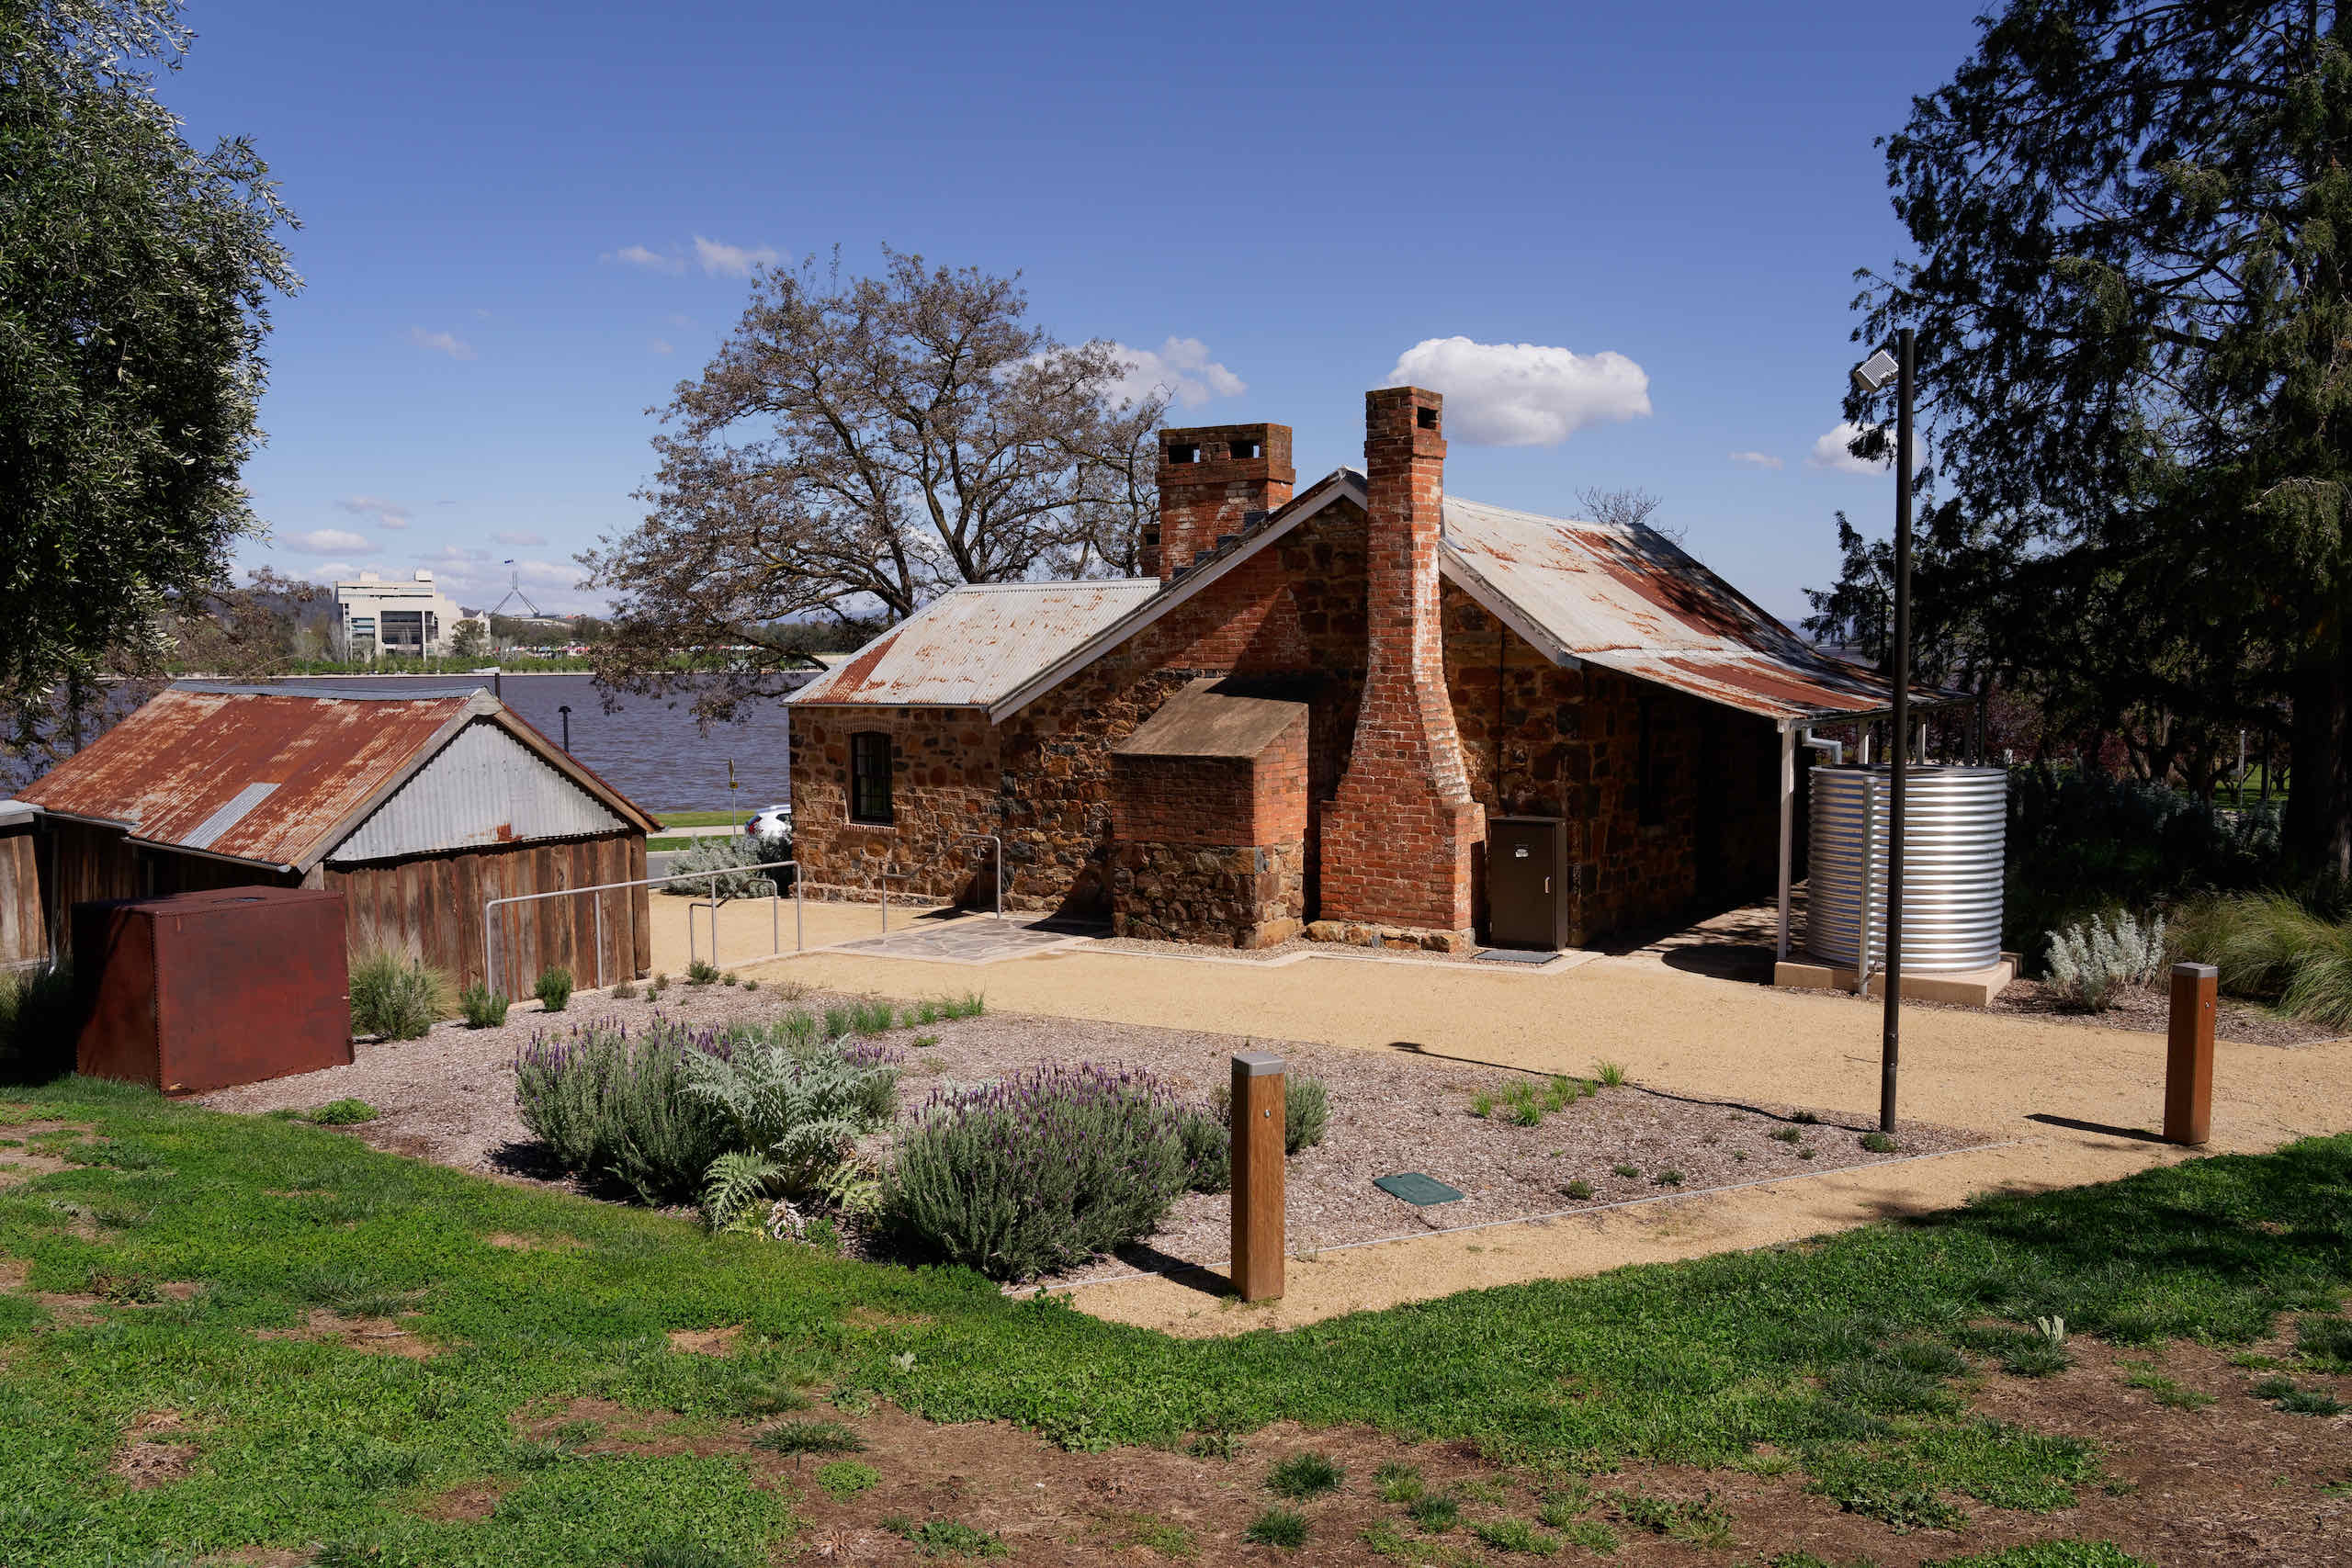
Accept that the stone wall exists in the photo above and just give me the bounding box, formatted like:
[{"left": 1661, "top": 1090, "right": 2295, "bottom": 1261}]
[
  {"left": 786, "top": 705, "right": 1002, "bottom": 905},
  {"left": 1441, "top": 586, "right": 1784, "bottom": 943}
]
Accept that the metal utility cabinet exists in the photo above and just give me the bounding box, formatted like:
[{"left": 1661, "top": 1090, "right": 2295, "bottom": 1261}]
[
  {"left": 1486, "top": 816, "right": 1569, "bottom": 951},
  {"left": 74, "top": 886, "right": 351, "bottom": 1094}
]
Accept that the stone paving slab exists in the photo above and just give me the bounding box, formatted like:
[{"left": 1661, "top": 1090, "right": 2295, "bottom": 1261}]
[{"left": 826, "top": 918, "right": 1085, "bottom": 965}]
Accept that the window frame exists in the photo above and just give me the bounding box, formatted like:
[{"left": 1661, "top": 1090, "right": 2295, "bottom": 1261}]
[{"left": 849, "top": 730, "right": 895, "bottom": 825}]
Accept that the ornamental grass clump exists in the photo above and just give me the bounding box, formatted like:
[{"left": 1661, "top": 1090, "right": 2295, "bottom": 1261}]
[
  {"left": 883, "top": 1062, "right": 1192, "bottom": 1280},
  {"left": 347, "top": 950, "right": 455, "bottom": 1040}
]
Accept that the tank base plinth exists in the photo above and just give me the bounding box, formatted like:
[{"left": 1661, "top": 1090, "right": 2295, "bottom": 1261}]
[{"left": 1773, "top": 953, "right": 2018, "bottom": 1009}]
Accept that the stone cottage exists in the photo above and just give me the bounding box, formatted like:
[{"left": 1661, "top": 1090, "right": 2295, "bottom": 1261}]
[{"left": 786, "top": 387, "right": 1913, "bottom": 953}]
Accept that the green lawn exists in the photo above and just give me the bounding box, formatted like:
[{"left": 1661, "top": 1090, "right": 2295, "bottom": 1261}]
[
  {"left": 654, "top": 810, "right": 749, "bottom": 829},
  {"left": 4, "top": 1077, "right": 2346, "bottom": 1565}
]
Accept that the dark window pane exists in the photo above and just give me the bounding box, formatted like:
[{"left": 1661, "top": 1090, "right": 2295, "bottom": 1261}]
[{"left": 851, "top": 731, "right": 893, "bottom": 824}]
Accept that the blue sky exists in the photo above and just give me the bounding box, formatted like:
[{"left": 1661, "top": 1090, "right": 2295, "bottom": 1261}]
[{"left": 169, "top": 0, "right": 1985, "bottom": 625}]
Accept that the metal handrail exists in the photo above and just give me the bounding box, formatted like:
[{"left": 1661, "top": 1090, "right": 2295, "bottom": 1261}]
[{"left": 483, "top": 857, "right": 800, "bottom": 998}]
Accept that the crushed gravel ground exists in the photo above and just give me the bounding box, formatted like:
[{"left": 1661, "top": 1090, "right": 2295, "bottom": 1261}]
[{"left": 199, "top": 979, "right": 1996, "bottom": 1286}]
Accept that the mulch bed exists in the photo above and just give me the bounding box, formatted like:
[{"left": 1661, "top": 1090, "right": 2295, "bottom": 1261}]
[{"left": 198, "top": 981, "right": 1995, "bottom": 1287}]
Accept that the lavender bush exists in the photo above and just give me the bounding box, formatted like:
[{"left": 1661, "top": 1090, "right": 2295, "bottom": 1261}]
[
  {"left": 514, "top": 1018, "right": 738, "bottom": 1202},
  {"left": 882, "top": 1063, "right": 1193, "bottom": 1280}
]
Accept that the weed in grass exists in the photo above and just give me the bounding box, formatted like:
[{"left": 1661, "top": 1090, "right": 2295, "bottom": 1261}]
[
  {"left": 307, "top": 1098, "right": 379, "bottom": 1126},
  {"left": 1655, "top": 1168, "right": 1684, "bottom": 1187},
  {"left": 1559, "top": 1518, "right": 1622, "bottom": 1554},
  {"left": 1361, "top": 1520, "right": 1425, "bottom": 1562},
  {"left": 1887, "top": 1337, "right": 1969, "bottom": 1379},
  {"left": 1267, "top": 1450, "right": 1342, "bottom": 1498},
  {"left": 884, "top": 1517, "right": 1011, "bottom": 1558},
  {"left": 460, "top": 983, "right": 511, "bottom": 1029},
  {"left": 2003, "top": 1340, "right": 2075, "bottom": 1378},
  {"left": 1808, "top": 1469, "right": 1966, "bottom": 1533},
  {"left": 1770, "top": 1127, "right": 1802, "bottom": 1144},
  {"left": 1611, "top": 1163, "right": 1639, "bottom": 1179},
  {"left": 1860, "top": 1131, "right": 1898, "bottom": 1154},
  {"left": 1244, "top": 1508, "right": 1309, "bottom": 1549},
  {"left": 1097, "top": 1512, "right": 1197, "bottom": 1558},
  {"left": 1375, "top": 1461, "right": 1425, "bottom": 1504},
  {"left": 1453, "top": 1476, "right": 1511, "bottom": 1505},
  {"left": 552, "top": 1418, "right": 607, "bottom": 1446},
  {"left": 88, "top": 1269, "right": 161, "bottom": 1304},
  {"left": 1824, "top": 1357, "right": 1961, "bottom": 1416},
  {"left": 1564, "top": 1179, "right": 1594, "bottom": 1200},
  {"left": 1471, "top": 1517, "right": 1558, "bottom": 1555},
  {"left": 752, "top": 1418, "right": 865, "bottom": 1454},
  {"left": 686, "top": 960, "right": 720, "bottom": 987},
  {"left": 1592, "top": 1061, "right": 1627, "bottom": 1087},
  {"left": 1186, "top": 1429, "right": 1241, "bottom": 1460},
  {"left": 1736, "top": 1450, "right": 1798, "bottom": 1477},
  {"left": 2278, "top": 1384, "right": 2347, "bottom": 1416},
  {"left": 2294, "top": 1313, "right": 2352, "bottom": 1371},
  {"left": 1408, "top": 1495, "right": 1461, "bottom": 1532},
  {"left": 815, "top": 1460, "right": 880, "bottom": 1498},
  {"left": 2249, "top": 1373, "right": 2299, "bottom": 1400},
  {"left": 635, "top": 1543, "right": 741, "bottom": 1568},
  {"left": 2120, "top": 1360, "right": 2215, "bottom": 1409}
]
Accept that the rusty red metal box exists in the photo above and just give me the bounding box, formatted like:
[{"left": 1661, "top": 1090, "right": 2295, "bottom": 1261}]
[{"left": 73, "top": 886, "right": 351, "bottom": 1094}]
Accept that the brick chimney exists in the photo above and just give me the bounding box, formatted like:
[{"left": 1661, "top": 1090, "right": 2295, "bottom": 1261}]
[
  {"left": 1148, "top": 423, "right": 1295, "bottom": 581},
  {"left": 1317, "top": 387, "right": 1485, "bottom": 947}
]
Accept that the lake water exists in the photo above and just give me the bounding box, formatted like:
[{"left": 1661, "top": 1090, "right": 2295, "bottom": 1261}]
[
  {"left": 283, "top": 672, "right": 808, "bottom": 812},
  {"left": 0, "top": 671, "right": 807, "bottom": 812}
]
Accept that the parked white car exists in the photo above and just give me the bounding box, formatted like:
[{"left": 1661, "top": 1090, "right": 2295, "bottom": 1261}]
[{"left": 743, "top": 803, "right": 792, "bottom": 840}]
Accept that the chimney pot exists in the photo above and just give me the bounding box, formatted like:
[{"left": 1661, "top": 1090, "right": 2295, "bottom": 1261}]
[{"left": 1151, "top": 423, "right": 1295, "bottom": 581}]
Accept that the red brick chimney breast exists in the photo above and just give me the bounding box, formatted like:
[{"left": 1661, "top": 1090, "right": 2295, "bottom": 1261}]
[
  {"left": 1149, "top": 423, "right": 1295, "bottom": 581},
  {"left": 1317, "top": 387, "right": 1486, "bottom": 946}
]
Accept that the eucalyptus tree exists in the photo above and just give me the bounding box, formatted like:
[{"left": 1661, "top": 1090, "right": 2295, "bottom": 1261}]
[
  {"left": 581, "top": 249, "right": 1167, "bottom": 725},
  {"left": 1833, "top": 1, "right": 2352, "bottom": 845},
  {"left": 2, "top": 0, "right": 298, "bottom": 763}
]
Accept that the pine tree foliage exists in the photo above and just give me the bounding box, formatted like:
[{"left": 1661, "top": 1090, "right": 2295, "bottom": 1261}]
[{"left": 1832, "top": 3, "right": 2352, "bottom": 837}]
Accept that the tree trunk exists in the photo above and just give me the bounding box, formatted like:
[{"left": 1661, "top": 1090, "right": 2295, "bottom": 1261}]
[{"left": 2286, "top": 647, "right": 2352, "bottom": 878}]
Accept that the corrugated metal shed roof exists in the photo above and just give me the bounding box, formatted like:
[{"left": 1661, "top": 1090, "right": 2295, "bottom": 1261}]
[
  {"left": 788, "top": 581, "right": 1162, "bottom": 707},
  {"left": 1440, "top": 494, "right": 1942, "bottom": 723},
  {"left": 18, "top": 683, "right": 656, "bottom": 870}
]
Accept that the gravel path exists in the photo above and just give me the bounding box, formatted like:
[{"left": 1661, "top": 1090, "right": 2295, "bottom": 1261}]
[{"left": 199, "top": 980, "right": 1996, "bottom": 1285}]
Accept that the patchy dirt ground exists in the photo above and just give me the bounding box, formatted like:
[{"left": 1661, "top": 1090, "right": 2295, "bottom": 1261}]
[
  {"left": 196, "top": 985, "right": 1994, "bottom": 1287},
  {"left": 486, "top": 1332, "right": 2352, "bottom": 1566}
]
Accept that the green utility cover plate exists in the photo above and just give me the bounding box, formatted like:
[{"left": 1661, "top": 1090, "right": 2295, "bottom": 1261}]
[{"left": 1374, "top": 1171, "right": 1464, "bottom": 1206}]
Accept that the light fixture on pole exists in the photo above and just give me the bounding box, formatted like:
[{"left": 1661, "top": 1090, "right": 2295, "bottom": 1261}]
[{"left": 1850, "top": 330, "right": 1913, "bottom": 1136}]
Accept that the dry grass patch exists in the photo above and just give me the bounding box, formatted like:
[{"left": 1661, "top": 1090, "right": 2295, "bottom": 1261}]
[
  {"left": 113, "top": 1410, "right": 194, "bottom": 1490},
  {"left": 844, "top": 1306, "right": 933, "bottom": 1329},
  {"left": 413, "top": 1478, "right": 510, "bottom": 1522},
  {"left": 484, "top": 1231, "right": 586, "bottom": 1253},
  {"left": 253, "top": 1309, "right": 444, "bottom": 1359},
  {"left": 668, "top": 1324, "right": 745, "bottom": 1356}
]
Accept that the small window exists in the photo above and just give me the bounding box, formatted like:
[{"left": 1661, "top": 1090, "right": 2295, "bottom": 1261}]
[
  {"left": 1417, "top": 405, "right": 1439, "bottom": 431},
  {"left": 850, "top": 731, "right": 894, "bottom": 824},
  {"left": 1637, "top": 696, "right": 1665, "bottom": 826},
  {"left": 1166, "top": 442, "right": 1200, "bottom": 465},
  {"left": 1229, "top": 437, "right": 1262, "bottom": 460}
]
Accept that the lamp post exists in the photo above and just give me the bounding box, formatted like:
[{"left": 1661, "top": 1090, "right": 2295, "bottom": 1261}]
[{"left": 1851, "top": 330, "right": 1913, "bottom": 1136}]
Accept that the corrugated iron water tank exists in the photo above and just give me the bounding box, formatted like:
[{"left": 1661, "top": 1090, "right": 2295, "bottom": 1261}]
[{"left": 1805, "top": 765, "right": 2007, "bottom": 974}]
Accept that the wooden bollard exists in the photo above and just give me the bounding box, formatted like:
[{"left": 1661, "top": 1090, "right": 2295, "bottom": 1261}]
[
  {"left": 2165, "top": 962, "right": 2216, "bottom": 1146},
  {"left": 1231, "top": 1050, "right": 1285, "bottom": 1302}
]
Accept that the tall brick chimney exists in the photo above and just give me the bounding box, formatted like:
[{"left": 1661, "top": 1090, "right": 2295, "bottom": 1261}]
[
  {"left": 1148, "top": 423, "right": 1295, "bottom": 581},
  {"left": 1317, "top": 387, "right": 1485, "bottom": 948}
]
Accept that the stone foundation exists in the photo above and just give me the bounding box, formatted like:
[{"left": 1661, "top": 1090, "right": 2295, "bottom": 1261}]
[
  {"left": 1302, "top": 919, "right": 1476, "bottom": 954},
  {"left": 1113, "top": 840, "right": 1304, "bottom": 948}
]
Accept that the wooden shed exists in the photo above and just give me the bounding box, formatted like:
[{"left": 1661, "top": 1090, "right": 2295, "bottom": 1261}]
[
  {"left": 16, "top": 682, "right": 659, "bottom": 994},
  {"left": 0, "top": 801, "right": 42, "bottom": 971}
]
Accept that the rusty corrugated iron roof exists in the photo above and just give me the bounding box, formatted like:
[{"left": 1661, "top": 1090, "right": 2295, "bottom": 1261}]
[
  {"left": 787, "top": 581, "right": 1162, "bottom": 707},
  {"left": 1440, "top": 494, "right": 1947, "bottom": 723},
  {"left": 18, "top": 683, "right": 656, "bottom": 869}
]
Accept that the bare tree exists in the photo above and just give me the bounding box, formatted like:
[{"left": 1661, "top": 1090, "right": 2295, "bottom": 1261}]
[
  {"left": 581, "top": 248, "right": 1165, "bottom": 725},
  {"left": 1575, "top": 485, "right": 1682, "bottom": 545}
]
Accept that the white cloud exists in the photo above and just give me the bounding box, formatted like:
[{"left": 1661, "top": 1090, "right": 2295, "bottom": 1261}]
[
  {"left": 1103, "top": 336, "right": 1247, "bottom": 410},
  {"left": 1728, "top": 450, "right": 1785, "bottom": 471},
  {"left": 693, "top": 235, "right": 781, "bottom": 276},
  {"left": 611, "top": 243, "right": 684, "bottom": 273},
  {"left": 312, "top": 561, "right": 360, "bottom": 581},
  {"left": 1383, "top": 337, "right": 1651, "bottom": 446},
  {"left": 407, "top": 327, "right": 476, "bottom": 360},
  {"left": 494, "top": 530, "right": 548, "bottom": 547},
  {"left": 335, "top": 494, "right": 412, "bottom": 529},
  {"left": 650, "top": 337, "right": 674, "bottom": 355},
  {"left": 285, "top": 527, "right": 373, "bottom": 554},
  {"left": 1809, "top": 421, "right": 1894, "bottom": 475}
]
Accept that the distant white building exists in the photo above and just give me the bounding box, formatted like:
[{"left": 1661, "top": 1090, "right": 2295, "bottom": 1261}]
[{"left": 333, "top": 571, "right": 483, "bottom": 660}]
